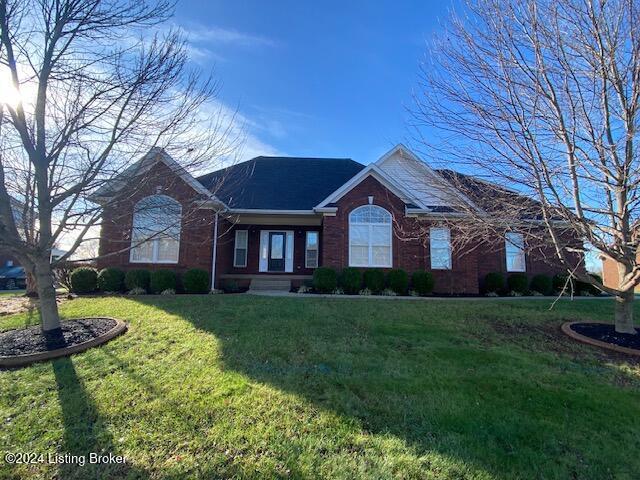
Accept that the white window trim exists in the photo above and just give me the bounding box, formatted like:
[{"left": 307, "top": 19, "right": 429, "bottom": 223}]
[
  {"left": 348, "top": 205, "right": 393, "bottom": 268},
  {"left": 129, "top": 194, "right": 181, "bottom": 264},
  {"left": 505, "top": 232, "right": 526, "bottom": 272},
  {"left": 234, "top": 230, "right": 248, "bottom": 268},
  {"left": 430, "top": 227, "right": 452, "bottom": 270},
  {"left": 129, "top": 237, "right": 180, "bottom": 264},
  {"left": 305, "top": 231, "right": 319, "bottom": 269}
]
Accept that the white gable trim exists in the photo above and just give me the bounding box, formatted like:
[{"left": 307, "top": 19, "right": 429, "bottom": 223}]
[
  {"left": 91, "top": 148, "right": 227, "bottom": 209},
  {"left": 376, "top": 144, "right": 483, "bottom": 214},
  {"left": 314, "top": 164, "right": 427, "bottom": 209}
]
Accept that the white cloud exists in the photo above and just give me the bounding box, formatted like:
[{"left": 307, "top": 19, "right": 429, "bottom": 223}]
[{"left": 186, "top": 25, "right": 279, "bottom": 48}]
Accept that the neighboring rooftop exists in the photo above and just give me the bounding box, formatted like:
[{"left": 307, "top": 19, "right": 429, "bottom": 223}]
[{"left": 197, "top": 156, "right": 365, "bottom": 210}]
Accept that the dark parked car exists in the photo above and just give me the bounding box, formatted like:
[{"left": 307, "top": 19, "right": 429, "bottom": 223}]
[{"left": 0, "top": 266, "right": 26, "bottom": 290}]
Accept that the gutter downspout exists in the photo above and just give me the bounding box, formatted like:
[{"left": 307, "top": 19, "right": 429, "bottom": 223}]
[{"left": 211, "top": 211, "right": 219, "bottom": 291}]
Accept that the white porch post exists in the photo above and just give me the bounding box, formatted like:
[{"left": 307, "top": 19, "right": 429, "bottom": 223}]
[{"left": 211, "top": 212, "right": 219, "bottom": 290}]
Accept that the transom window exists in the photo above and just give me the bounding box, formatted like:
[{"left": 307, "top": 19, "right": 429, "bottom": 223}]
[
  {"left": 130, "top": 195, "right": 181, "bottom": 264},
  {"left": 349, "top": 205, "right": 392, "bottom": 267},
  {"left": 505, "top": 232, "right": 526, "bottom": 272},
  {"left": 430, "top": 227, "right": 452, "bottom": 270}
]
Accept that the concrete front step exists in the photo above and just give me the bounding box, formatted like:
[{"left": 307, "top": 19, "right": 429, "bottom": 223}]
[{"left": 249, "top": 279, "right": 292, "bottom": 292}]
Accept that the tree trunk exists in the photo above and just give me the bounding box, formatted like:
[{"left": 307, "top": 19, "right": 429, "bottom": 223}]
[
  {"left": 615, "top": 261, "right": 637, "bottom": 334},
  {"left": 25, "top": 270, "right": 38, "bottom": 297},
  {"left": 35, "top": 257, "right": 61, "bottom": 332},
  {"left": 614, "top": 290, "right": 635, "bottom": 334}
]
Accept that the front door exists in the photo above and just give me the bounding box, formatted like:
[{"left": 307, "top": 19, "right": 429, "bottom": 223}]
[{"left": 268, "top": 232, "right": 286, "bottom": 272}]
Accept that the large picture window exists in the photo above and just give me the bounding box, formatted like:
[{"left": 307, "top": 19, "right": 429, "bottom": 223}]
[
  {"left": 430, "top": 227, "right": 451, "bottom": 270},
  {"left": 130, "top": 195, "right": 181, "bottom": 264},
  {"left": 505, "top": 232, "right": 526, "bottom": 272},
  {"left": 349, "top": 205, "right": 392, "bottom": 267}
]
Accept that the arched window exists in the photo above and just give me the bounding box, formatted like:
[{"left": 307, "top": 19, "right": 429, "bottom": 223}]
[
  {"left": 349, "top": 205, "right": 392, "bottom": 267},
  {"left": 130, "top": 195, "right": 182, "bottom": 263}
]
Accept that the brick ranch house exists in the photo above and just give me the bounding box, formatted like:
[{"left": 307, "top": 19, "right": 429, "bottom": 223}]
[{"left": 94, "top": 144, "right": 575, "bottom": 294}]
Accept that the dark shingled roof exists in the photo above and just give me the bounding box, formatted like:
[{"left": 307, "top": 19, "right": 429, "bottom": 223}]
[
  {"left": 197, "top": 156, "right": 365, "bottom": 210},
  {"left": 435, "top": 169, "right": 552, "bottom": 220}
]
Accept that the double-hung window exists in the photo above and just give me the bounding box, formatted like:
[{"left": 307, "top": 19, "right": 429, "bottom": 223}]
[
  {"left": 305, "top": 231, "right": 319, "bottom": 268},
  {"left": 505, "top": 232, "right": 526, "bottom": 272},
  {"left": 130, "top": 195, "right": 181, "bottom": 264},
  {"left": 234, "top": 230, "right": 248, "bottom": 267},
  {"left": 430, "top": 227, "right": 452, "bottom": 269}
]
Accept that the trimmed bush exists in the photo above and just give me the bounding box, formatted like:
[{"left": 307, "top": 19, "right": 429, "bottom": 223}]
[
  {"left": 587, "top": 273, "right": 603, "bottom": 295},
  {"left": 507, "top": 273, "right": 529, "bottom": 294},
  {"left": 363, "top": 269, "right": 385, "bottom": 294},
  {"left": 125, "top": 269, "right": 151, "bottom": 292},
  {"left": 97, "top": 268, "right": 124, "bottom": 292},
  {"left": 70, "top": 267, "right": 98, "bottom": 294},
  {"left": 387, "top": 269, "right": 409, "bottom": 295},
  {"left": 412, "top": 271, "right": 435, "bottom": 296},
  {"left": 183, "top": 269, "right": 210, "bottom": 294},
  {"left": 150, "top": 269, "right": 177, "bottom": 294},
  {"left": 313, "top": 267, "right": 337, "bottom": 293},
  {"left": 484, "top": 272, "right": 504, "bottom": 294},
  {"left": 222, "top": 279, "right": 240, "bottom": 293},
  {"left": 552, "top": 273, "right": 571, "bottom": 293},
  {"left": 339, "top": 267, "right": 362, "bottom": 295},
  {"left": 530, "top": 274, "right": 552, "bottom": 295}
]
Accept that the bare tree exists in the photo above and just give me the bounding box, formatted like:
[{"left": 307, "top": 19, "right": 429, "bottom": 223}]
[
  {"left": 412, "top": 0, "right": 640, "bottom": 333},
  {"left": 0, "top": 0, "right": 235, "bottom": 332}
]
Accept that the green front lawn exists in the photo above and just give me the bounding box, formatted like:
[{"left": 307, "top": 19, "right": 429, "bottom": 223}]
[{"left": 1, "top": 296, "right": 639, "bottom": 479}]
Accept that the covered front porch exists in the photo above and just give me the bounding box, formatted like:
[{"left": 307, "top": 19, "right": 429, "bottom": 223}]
[{"left": 213, "top": 211, "right": 323, "bottom": 291}]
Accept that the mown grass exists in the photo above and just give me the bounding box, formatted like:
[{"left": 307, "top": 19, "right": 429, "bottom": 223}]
[{"left": 0, "top": 295, "right": 639, "bottom": 479}]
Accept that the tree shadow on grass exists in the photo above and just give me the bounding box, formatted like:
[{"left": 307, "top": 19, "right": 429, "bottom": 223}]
[
  {"left": 132, "top": 296, "right": 640, "bottom": 479},
  {"left": 52, "top": 356, "right": 148, "bottom": 479}
]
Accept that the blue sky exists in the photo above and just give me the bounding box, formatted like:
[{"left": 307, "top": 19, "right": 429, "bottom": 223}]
[{"left": 172, "top": 0, "right": 459, "bottom": 164}]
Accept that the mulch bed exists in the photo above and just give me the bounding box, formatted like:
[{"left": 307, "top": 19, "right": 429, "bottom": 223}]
[
  {"left": 570, "top": 323, "right": 640, "bottom": 350},
  {"left": 0, "top": 318, "right": 117, "bottom": 357}
]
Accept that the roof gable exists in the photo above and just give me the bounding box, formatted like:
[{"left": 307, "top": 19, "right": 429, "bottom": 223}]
[
  {"left": 315, "top": 144, "right": 481, "bottom": 213},
  {"left": 92, "top": 148, "right": 224, "bottom": 206}
]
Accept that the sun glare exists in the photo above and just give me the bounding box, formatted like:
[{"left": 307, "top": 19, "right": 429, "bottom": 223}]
[{"left": 0, "top": 70, "right": 32, "bottom": 109}]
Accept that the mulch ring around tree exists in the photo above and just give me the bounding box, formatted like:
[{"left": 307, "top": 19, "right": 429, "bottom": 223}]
[
  {"left": 0, "top": 317, "right": 127, "bottom": 368},
  {"left": 562, "top": 321, "right": 640, "bottom": 356}
]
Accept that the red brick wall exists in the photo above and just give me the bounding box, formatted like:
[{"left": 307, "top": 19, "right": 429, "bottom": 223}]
[
  {"left": 97, "top": 161, "right": 215, "bottom": 280},
  {"left": 321, "top": 175, "right": 479, "bottom": 294},
  {"left": 321, "top": 174, "right": 581, "bottom": 294}
]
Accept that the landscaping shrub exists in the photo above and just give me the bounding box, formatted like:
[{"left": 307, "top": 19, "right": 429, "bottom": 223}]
[
  {"left": 183, "top": 268, "right": 210, "bottom": 294},
  {"left": 507, "top": 273, "right": 529, "bottom": 294},
  {"left": 313, "top": 267, "right": 337, "bottom": 293},
  {"left": 97, "top": 268, "right": 124, "bottom": 292},
  {"left": 387, "top": 269, "right": 409, "bottom": 295},
  {"left": 363, "top": 269, "right": 385, "bottom": 293},
  {"left": 530, "top": 274, "right": 552, "bottom": 295},
  {"left": 150, "top": 270, "right": 177, "bottom": 294},
  {"left": 483, "top": 272, "right": 504, "bottom": 294},
  {"left": 339, "top": 267, "right": 361, "bottom": 294},
  {"left": 222, "top": 279, "right": 240, "bottom": 293},
  {"left": 412, "top": 271, "right": 435, "bottom": 296},
  {"left": 552, "top": 273, "right": 571, "bottom": 293},
  {"left": 125, "top": 269, "right": 150, "bottom": 292},
  {"left": 587, "top": 273, "right": 603, "bottom": 296},
  {"left": 70, "top": 267, "right": 98, "bottom": 294}
]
